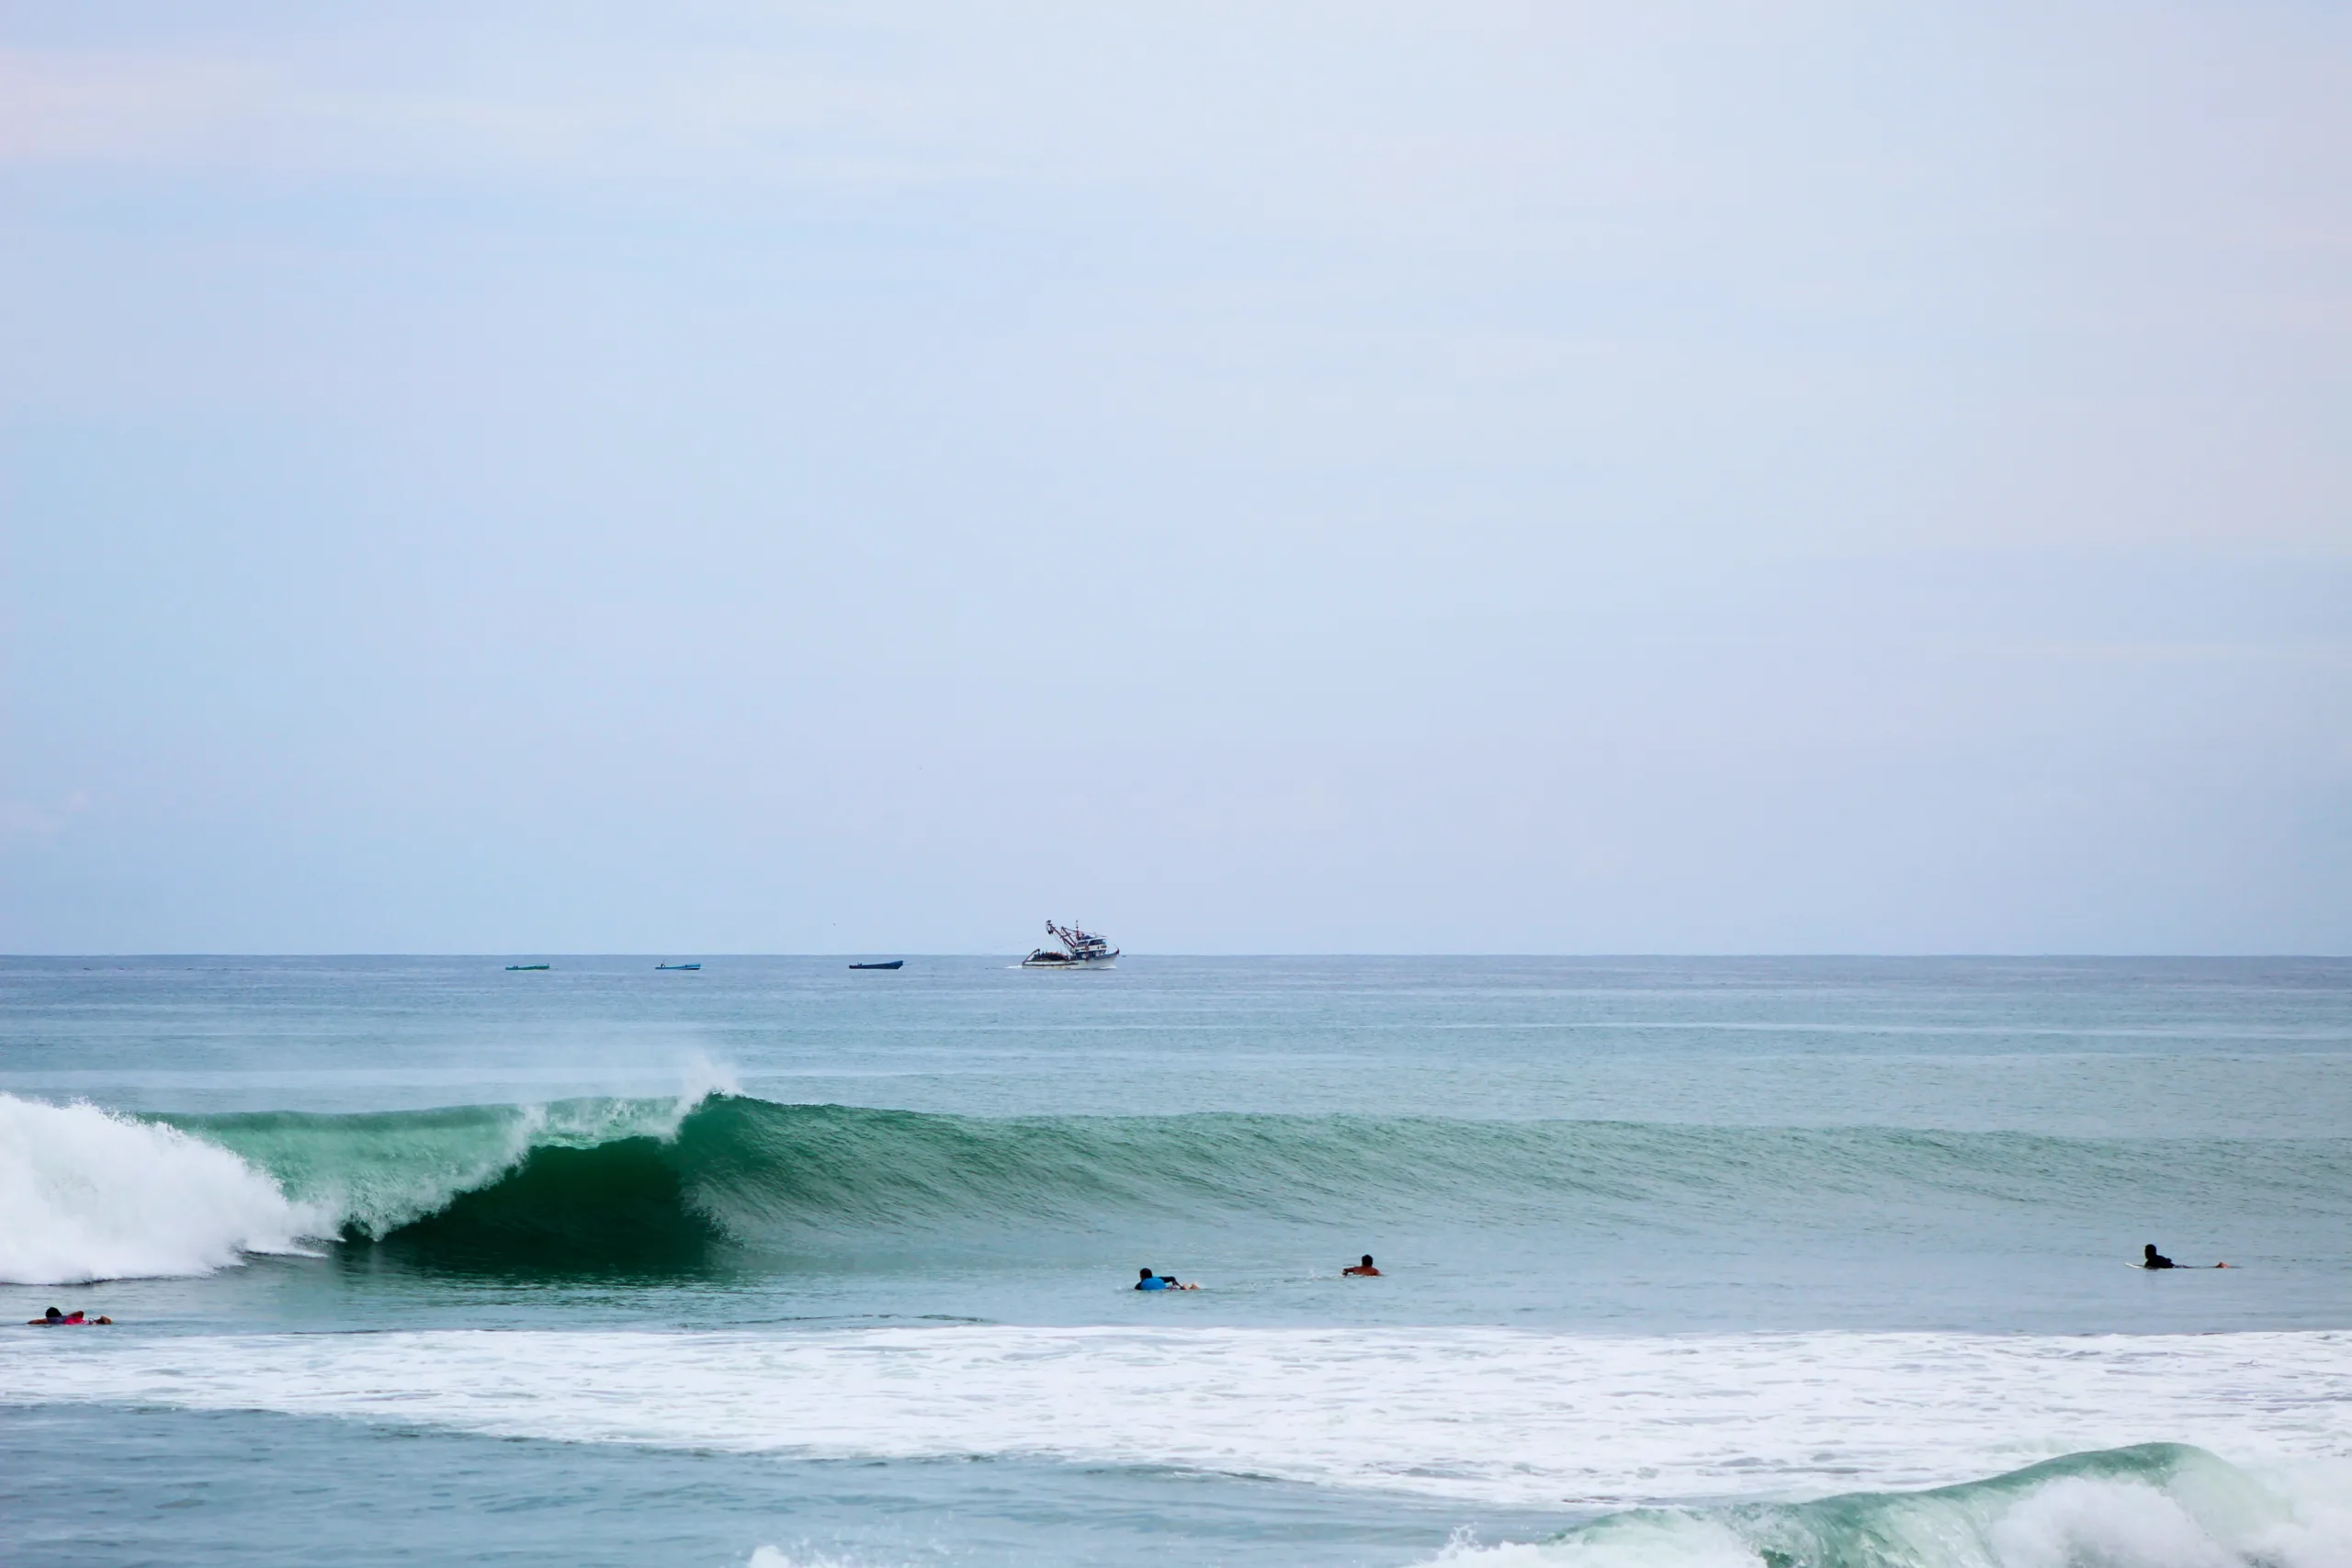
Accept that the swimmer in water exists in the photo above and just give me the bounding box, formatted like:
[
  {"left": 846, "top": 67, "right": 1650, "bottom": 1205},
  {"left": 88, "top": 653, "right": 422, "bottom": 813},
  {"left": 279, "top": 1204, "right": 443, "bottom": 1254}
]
[
  {"left": 27, "top": 1307, "right": 109, "bottom": 1325},
  {"left": 1134, "top": 1269, "right": 1197, "bottom": 1291},
  {"left": 1342, "top": 1255, "right": 1381, "bottom": 1277}
]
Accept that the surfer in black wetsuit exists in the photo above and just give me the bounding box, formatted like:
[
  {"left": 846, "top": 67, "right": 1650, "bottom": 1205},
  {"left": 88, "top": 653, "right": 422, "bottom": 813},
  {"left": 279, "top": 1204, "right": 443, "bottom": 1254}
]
[{"left": 2141, "top": 1244, "right": 2231, "bottom": 1269}]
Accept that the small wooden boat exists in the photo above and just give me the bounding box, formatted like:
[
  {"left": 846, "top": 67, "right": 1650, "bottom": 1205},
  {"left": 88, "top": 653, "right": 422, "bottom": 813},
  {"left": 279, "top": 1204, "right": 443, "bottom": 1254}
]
[
  {"left": 655, "top": 963, "right": 702, "bottom": 971},
  {"left": 504, "top": 964, "right": 550, "bottom": 972},
  {"left": 848, "top": 960, "right": 905, "bottom": 970}
]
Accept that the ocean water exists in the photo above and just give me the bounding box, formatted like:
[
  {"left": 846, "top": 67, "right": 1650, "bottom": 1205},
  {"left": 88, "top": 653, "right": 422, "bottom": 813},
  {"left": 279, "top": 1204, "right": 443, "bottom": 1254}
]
[{"left": 3, "top": 955, "right": 2348, "bottom": 1568}]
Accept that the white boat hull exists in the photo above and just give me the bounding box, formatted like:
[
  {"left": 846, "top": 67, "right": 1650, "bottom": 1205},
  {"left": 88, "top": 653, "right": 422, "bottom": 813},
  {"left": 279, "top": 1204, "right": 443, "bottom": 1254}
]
[{"left": 1021, "top": 951, "right": 1119, "bottom": 970}]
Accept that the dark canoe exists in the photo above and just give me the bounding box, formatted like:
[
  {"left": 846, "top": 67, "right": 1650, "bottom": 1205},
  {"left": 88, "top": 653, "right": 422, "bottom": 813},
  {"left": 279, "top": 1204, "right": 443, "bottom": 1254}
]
[
  {"left": 848, "top": 960, "right": 905, "bottom": 970},
  {"left": 655, "top": 963, "right": 702, "bottom": 970},
  {"left": 504, "top": 964, "right": 551, "bottom": 971}
]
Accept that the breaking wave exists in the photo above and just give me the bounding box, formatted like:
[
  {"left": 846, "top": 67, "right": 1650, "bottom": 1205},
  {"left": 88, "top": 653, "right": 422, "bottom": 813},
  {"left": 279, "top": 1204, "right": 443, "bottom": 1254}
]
[
  {"left": 1424, "top": 1446, "right": 2352, "bottom": 1568},
  {"left": 5, "top": 1089, "right": 2348, "bottom": 1281},
  {"left": 0, "top": 1095, "right": 323, "bottom": 1284}
]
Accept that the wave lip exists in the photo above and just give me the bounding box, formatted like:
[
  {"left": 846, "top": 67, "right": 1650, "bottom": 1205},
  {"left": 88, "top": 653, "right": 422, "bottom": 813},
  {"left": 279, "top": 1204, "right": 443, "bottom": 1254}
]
[
  {"left": 184, "top": 1096, "right": 716, "bottom": 1273},
  {"left": 0, "top": 1095, "right": 325, "bottom": 1284}
]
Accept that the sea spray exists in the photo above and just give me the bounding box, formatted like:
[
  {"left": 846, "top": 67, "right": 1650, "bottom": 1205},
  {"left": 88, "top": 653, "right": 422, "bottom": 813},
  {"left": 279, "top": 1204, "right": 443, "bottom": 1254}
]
[{"left": 0, "top": 1094, "right": 323, "bottom": 1284}]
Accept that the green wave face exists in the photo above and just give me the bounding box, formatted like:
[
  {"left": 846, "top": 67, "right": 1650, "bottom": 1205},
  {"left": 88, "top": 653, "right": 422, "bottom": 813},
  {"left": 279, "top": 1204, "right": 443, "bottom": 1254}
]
[
  {"left": 166, "top": 1095, "right": 2352, "bottom": 1277},
  {"left": 371, "top": 1135, "right": 721, "bottom": 1271},
  {"left": 170, "top": 1099, "right": 710, "bottom": 1272}
]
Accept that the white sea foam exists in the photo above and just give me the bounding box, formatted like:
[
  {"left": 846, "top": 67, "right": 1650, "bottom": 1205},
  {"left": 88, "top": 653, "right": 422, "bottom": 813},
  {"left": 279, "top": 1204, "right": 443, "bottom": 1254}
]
[
  {"left": 1422, "top": 1516, "right": 1761, "bottom": 1568},
  {"left": 5, "top": 1326, "right": 2347, "bottom": 1508},
  {"left": 0, "top": 1094, "right": 326, "bottom": 1284}
]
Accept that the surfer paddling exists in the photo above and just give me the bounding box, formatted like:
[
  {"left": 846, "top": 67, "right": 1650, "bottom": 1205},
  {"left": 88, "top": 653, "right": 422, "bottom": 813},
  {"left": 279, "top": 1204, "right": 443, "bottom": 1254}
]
[
  {"left": 2140, "top": 1244, "right": 2230, "bottom": 1269},
  {"left": 1342, "top": 1255, "right": 1381, "bottom": 1276},
  {"left": 27, "top": 1307, "right": 112, "bottom": 1325},
  {"left": 1135, "top": 1269, "right": 1197, "bottom": 1292}
]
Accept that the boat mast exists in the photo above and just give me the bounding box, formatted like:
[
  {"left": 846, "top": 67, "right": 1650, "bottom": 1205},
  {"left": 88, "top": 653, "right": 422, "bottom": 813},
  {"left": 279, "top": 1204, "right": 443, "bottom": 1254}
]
[{"left": 1046, "top": 919, "right": 1108, "bottom": 958}]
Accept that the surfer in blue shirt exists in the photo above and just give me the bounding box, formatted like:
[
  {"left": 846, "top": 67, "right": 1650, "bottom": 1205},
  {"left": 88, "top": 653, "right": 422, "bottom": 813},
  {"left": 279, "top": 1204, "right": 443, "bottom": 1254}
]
[{"left": 1135, "top": 1269, "right": 1196, "bottom": 1291}]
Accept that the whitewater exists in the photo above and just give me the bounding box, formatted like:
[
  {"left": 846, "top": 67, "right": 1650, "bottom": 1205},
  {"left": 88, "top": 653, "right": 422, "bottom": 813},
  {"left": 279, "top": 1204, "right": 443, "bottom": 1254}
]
[
  {"left": 3, "top": 954, "right": 2346, "bottom": 1568},
  {"left": 11, "top": 1325, "right": 2352, "bottom": 1505}
]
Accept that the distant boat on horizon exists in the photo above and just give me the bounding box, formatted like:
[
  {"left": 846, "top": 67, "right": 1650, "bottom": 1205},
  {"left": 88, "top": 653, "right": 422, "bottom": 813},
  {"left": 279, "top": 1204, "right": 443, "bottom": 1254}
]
[
  {"left": 655, "top": 963, "right": 702, "bottom": 971},
  {"left": 503, "top": 964, "right": 551, "bottom": 972},
  {"left": 849, "top": 959, "right": 905, "bottom": 970}
]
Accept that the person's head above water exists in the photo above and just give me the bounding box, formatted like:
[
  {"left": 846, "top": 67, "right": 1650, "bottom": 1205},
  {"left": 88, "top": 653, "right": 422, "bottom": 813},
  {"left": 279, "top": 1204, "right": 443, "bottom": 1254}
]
[
  {"left": 44, "top": 1306, "right": 62, "bottom": 1322},
  {"left": 1362, "top": 1255, "right": 1375, "bottom": 1269},
  {"left": 1138, "top": 1269, "right": 1153, "bottom": 1280},
  {"left": 2145, "top": 1244, "right": 2159, "bottom": 1259}
]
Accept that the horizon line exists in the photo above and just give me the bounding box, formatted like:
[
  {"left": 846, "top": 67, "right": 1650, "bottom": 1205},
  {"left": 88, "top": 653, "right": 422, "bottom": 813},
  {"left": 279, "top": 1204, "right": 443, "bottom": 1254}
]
[{"left": 5, "top": 952, "right": 2346, "bottom": 963}]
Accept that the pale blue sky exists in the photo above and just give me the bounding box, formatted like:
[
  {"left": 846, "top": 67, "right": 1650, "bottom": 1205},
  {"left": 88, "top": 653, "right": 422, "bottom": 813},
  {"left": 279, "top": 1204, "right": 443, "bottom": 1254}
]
[{"left": 4, "top": 1, "right": 2347, "bottom": 953}]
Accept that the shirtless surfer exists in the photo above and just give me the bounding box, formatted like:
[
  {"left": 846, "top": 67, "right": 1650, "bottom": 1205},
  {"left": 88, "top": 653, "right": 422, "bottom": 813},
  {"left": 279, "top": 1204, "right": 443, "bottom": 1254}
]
[{"left": 1342, "top": 1255, "right": 1381, "bottom": 1277}]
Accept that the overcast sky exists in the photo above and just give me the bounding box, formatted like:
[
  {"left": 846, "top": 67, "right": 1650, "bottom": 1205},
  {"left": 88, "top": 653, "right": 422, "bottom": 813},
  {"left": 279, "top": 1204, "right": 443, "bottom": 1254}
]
[{"left": 3, "top": 1, "right": 2347, "bottom": 953}]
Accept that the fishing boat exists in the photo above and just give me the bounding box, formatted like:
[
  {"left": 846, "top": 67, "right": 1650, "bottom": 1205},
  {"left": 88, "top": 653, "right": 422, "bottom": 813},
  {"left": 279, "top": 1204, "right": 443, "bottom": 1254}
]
[
  {"left": 504, "top": 964, "right": 550, "bottom": 972},
  {"left": 655, "top": 963, "right": 701, "bottom": 971},
  {"left": 848, "top": 960, "right": 904, "bottom": 971},
  {"left": 1021, "top": 921, "right": 1117, "bottom": 970}
]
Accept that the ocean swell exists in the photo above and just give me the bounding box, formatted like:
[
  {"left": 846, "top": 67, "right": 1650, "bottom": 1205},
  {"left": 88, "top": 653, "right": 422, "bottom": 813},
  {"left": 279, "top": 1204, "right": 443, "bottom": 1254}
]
[
  {"left": 232, "top": 1095, "right": 2352, "bottom": 1271},
  {"left": 6, "top": 1090, "right": 2351, "bottom": 1282}
]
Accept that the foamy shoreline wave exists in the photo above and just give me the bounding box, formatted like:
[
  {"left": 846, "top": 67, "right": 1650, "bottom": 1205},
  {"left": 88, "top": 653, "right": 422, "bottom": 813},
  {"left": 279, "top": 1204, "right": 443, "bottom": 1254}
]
[{"left": 6, "top": 1326, "right": 2348, "bottom": 1506}]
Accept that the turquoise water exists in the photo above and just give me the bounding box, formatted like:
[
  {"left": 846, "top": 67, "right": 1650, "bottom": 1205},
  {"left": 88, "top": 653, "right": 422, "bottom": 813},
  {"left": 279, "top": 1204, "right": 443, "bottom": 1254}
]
[{"left": 4, "top": 956, "right": 2348, "bottom": 1566}]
